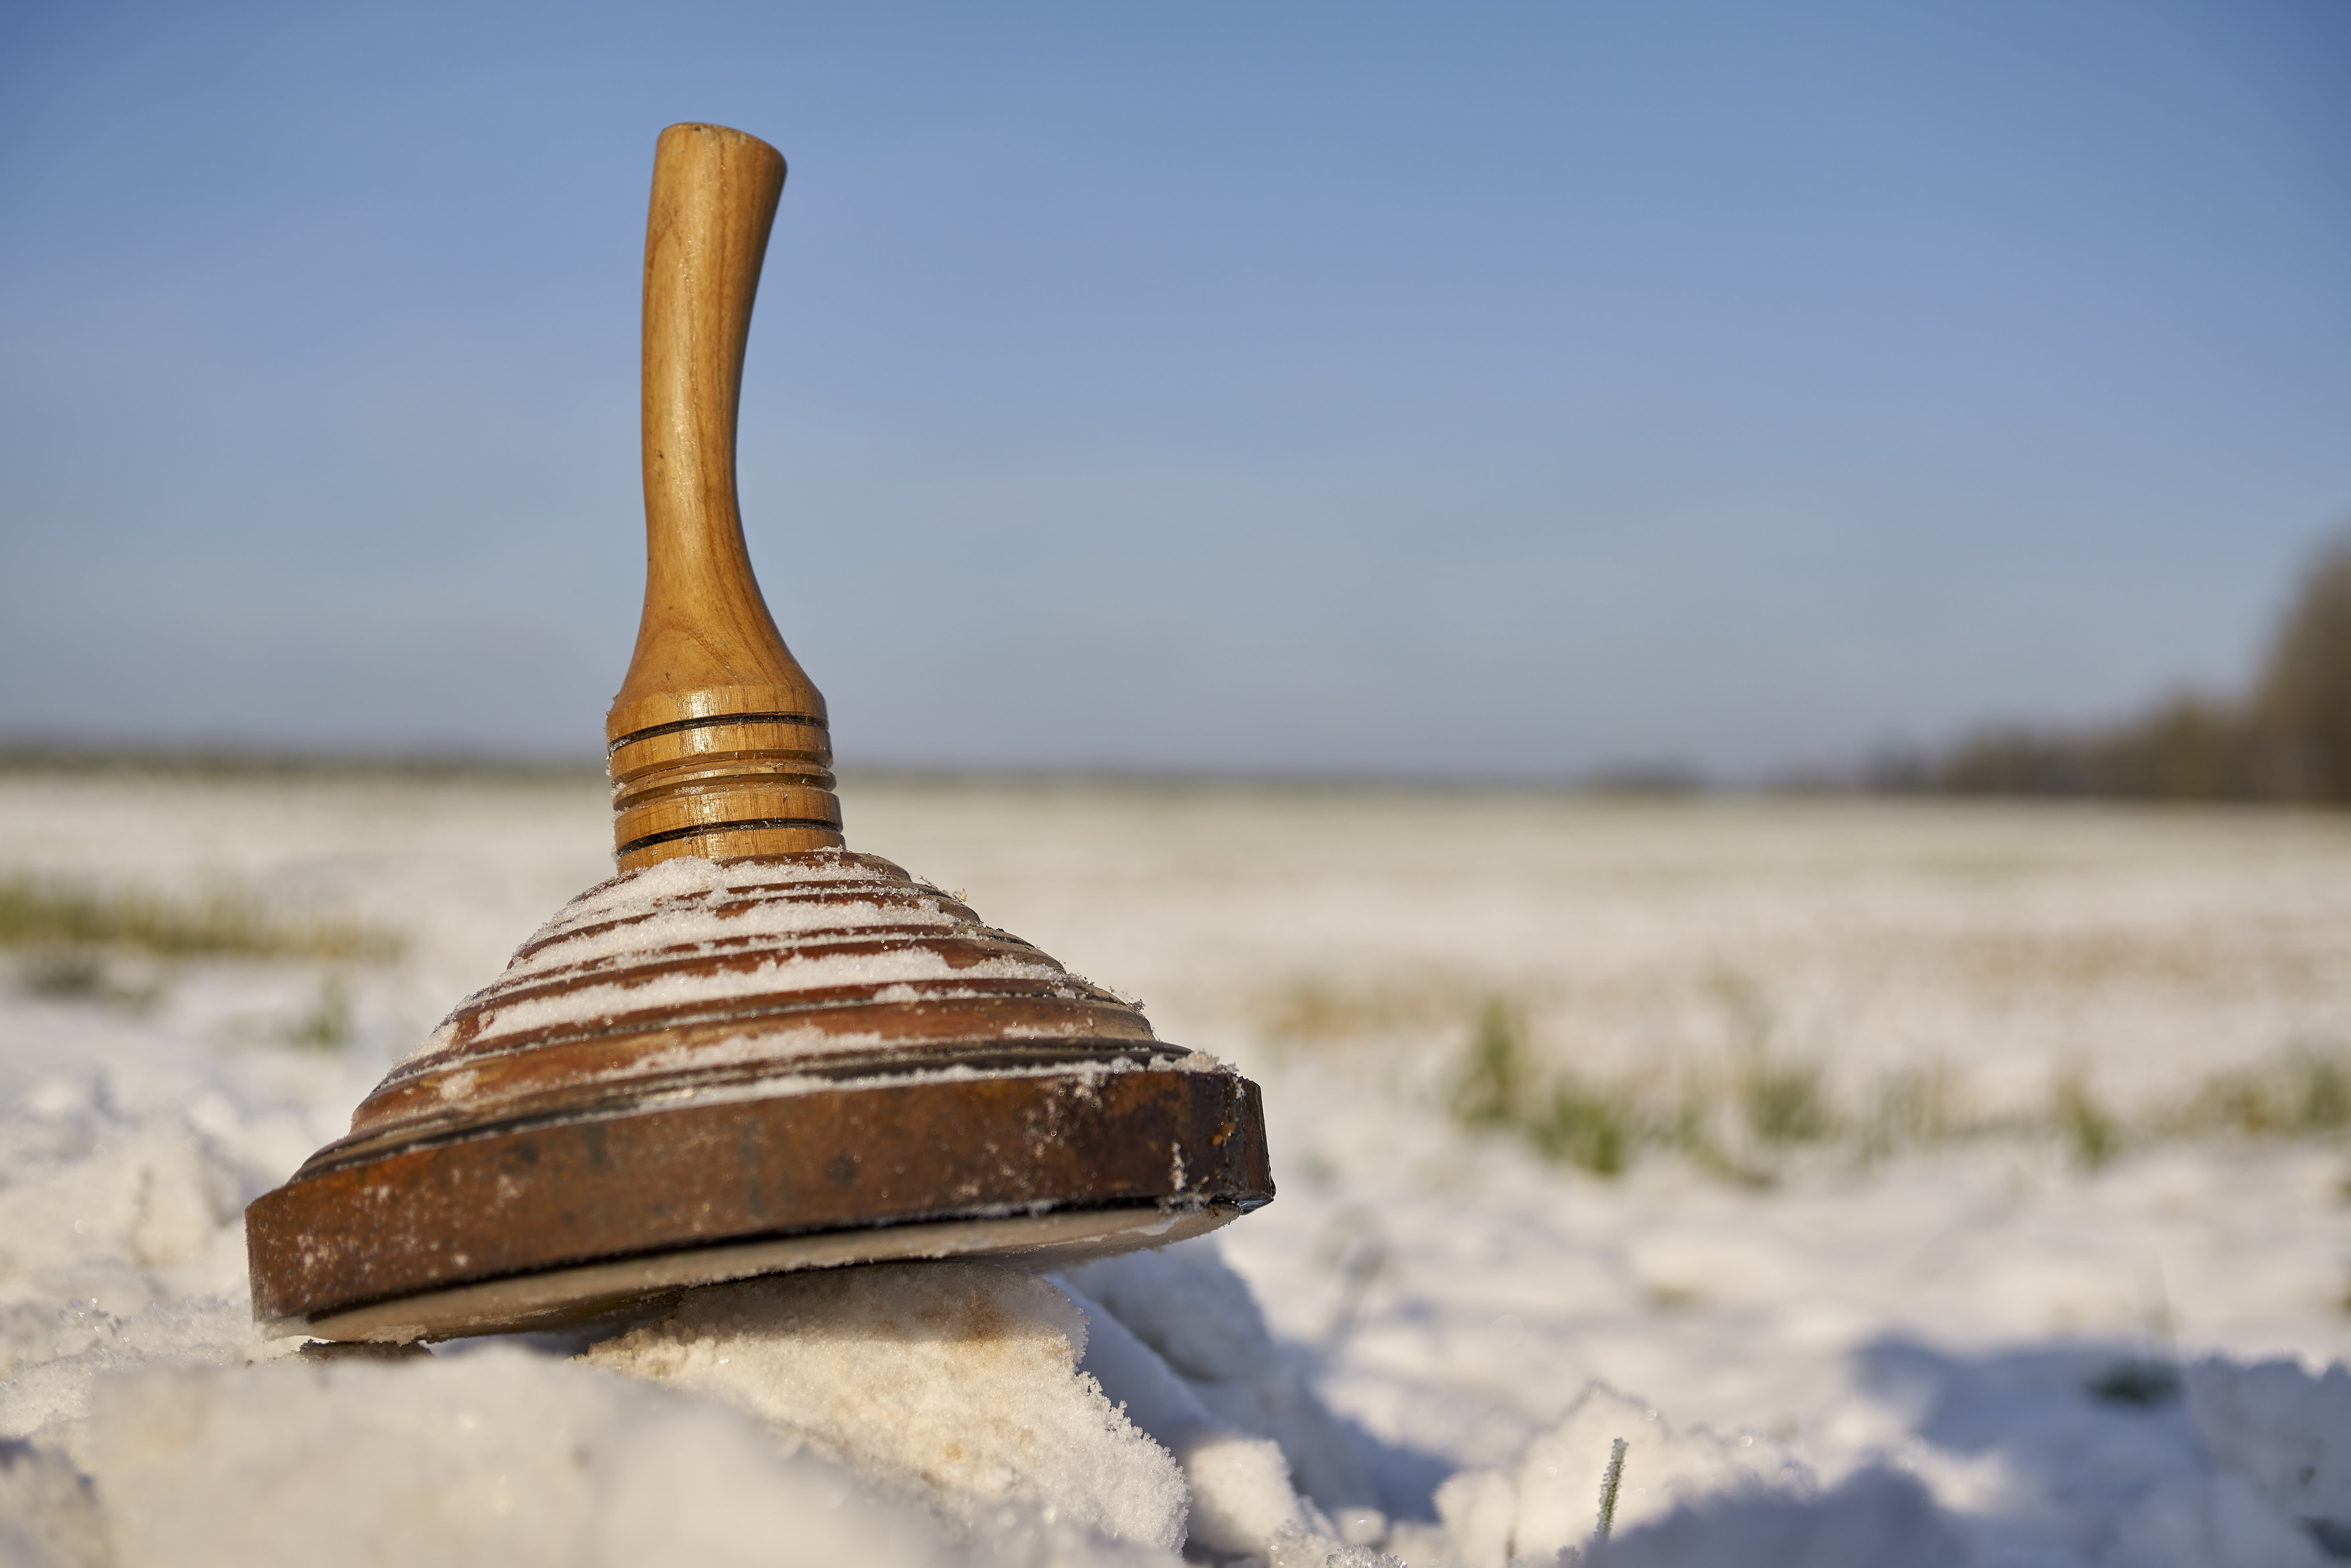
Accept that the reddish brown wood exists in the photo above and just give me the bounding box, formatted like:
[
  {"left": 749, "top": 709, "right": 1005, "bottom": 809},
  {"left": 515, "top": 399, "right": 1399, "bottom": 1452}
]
[
  {"left": 248, "top": 1068, "right": 1272, "bottom": 1331},
  {"left": 323, "top": 850, "right": 1164, "bottom": 1163}
]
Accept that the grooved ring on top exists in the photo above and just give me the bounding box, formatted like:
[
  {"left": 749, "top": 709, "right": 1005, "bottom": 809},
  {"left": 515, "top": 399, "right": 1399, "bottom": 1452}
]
[
  {"left": 609, "top": 722, "right": 833, "bottom": 789},
  {"left": 615, "top": 813, "right": 845, "bottom": 859},
  {"left": 606, "top": 710, "right": 829, "bottom": 754},
  {"left": 615, "top": 824, "right": 847, "bottom": 869}
]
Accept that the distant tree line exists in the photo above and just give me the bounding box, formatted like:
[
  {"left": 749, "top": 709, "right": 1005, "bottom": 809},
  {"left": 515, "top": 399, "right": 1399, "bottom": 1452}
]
[{"left": 1880, "top": 530, "right": 2351, "bottom": 806}]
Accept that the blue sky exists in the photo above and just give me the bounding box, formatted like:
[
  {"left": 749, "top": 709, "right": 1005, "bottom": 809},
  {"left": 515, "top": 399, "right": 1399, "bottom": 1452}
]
[{"left": 3, "top": 2, "right": 2347, "bottom": 778}]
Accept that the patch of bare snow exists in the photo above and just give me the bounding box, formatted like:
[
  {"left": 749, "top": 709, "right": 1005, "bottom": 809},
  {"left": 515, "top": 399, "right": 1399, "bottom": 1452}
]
[{"left": 7, "top": 775, "right": 2351, "bottom": 1565}]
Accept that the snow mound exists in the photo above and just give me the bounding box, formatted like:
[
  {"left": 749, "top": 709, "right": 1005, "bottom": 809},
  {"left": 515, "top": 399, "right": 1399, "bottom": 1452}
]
[
  {"left": 1062, "top": 1241, "right": 1384, "bottom": 1527},
  {"left": 54, "top": 1339, "right": 1195, "bottom": 1568},
  {"left": 0, "top": 1293, "right": 257, "bottom": 1449},
  {"left": 63, "top": 1347, "right": 989, "bottom": 1568},
  {"left": 581, "top": 1246, "right": 1396, "bottom": 1566},
  {"left": 584, "top": 1261, "right": 1189, "bottom": 1551},
  {"left": 0, "top": 1436, "right": 109, "bottom": 1568},
  {"left": 1058, "top": 1280, "right": 1309, "bottom": 1556}
]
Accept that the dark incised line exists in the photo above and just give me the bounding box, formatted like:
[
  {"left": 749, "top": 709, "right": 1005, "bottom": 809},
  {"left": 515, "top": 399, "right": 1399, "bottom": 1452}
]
[
  {"left": 617, "top": 817, "right": 842, "bottom": 855},
  {"left": 609, "top": 712, "right": 829, "bottom": 755}
]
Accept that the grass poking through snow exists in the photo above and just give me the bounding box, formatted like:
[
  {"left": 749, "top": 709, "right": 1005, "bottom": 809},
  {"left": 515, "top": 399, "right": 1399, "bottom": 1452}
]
[
  {"left": 1443, "top": 994, "right": 2351, "bottom": 1183},
  {"left": 2, "top": 873, "right": 399, "bottom": 1012},
  {"left": 0, "top": 873, "right": 398, "bottom": 963}
]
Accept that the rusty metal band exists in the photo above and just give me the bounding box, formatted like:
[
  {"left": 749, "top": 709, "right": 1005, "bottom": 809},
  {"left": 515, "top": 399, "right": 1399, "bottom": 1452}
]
[{"left": 246, "top": 1067, "right": 1272, "bottom": 1329}]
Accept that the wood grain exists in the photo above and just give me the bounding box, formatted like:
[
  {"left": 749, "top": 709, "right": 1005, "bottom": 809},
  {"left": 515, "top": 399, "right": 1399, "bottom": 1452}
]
[{"left": 606, "top": 123, "right": 842, "bottom": 864}]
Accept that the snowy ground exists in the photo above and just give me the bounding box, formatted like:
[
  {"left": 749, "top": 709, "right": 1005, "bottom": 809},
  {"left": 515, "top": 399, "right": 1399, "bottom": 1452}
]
[{"left": 5, "top": 770, "right": 2351, "bottom": 1566}]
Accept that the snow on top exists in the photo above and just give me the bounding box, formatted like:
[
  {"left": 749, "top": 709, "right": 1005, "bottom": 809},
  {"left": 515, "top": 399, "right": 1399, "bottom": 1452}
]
[
  {"left": 398, "top": 854, "right": 1086, "bottom": 1064},
  {"left": 506, "top": 855, "right": 982, "bottom": 976},
  {"left": 522, "top": 854, "right": 952, "bottom": 945},
  {"left": 461, "top": 950, "right": 1082, "bottom": 1052}
]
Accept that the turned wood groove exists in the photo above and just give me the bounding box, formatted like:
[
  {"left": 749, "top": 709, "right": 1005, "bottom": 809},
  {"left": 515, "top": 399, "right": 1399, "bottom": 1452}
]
[{"left": 607, "top": 123, "right": 842, "bottom": 867}]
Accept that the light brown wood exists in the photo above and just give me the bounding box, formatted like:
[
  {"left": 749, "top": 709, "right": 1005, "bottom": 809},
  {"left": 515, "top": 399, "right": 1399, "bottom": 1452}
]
[{"left": 606, "top": 123, "right": 842, "bottom": 865}]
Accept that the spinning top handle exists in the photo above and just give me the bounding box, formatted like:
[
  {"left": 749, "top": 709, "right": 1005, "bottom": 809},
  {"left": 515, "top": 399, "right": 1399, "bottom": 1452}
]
[{"left": 603, "top": 123, "right": 844, "bottom": 870}]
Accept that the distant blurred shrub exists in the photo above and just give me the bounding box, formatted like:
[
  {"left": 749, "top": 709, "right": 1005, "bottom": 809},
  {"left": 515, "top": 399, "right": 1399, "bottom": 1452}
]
[
  {"left": 2256, "top": 532, "right": 2351, "bottom": 803},
  {"left": 1895, "top": 529, "right": 2351, "bottom": 806},
  {"left": 1926, "top": 695, "right": 2257, "bottom": 801}
]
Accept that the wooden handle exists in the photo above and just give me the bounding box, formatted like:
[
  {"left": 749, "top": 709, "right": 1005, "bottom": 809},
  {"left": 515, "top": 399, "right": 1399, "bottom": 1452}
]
[{"left": 605, "top": 123, "right": 843, "bottom": 868}]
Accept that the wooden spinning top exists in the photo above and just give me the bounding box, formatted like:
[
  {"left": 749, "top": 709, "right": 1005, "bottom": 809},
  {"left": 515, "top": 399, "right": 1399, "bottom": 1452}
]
[{"left": 245, "top": 123, "right": 1272, "bottom": 1342}]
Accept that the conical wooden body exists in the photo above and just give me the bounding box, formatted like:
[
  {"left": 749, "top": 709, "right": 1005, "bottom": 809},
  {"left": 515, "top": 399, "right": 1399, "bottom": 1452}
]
[
  {"left": 247, "top": 853, "right": 1269, "bottom": 1341},
  {"left": 243, "top": 124, "right": 1272, "bottom": 1343},
  {"left": 331, "top": 851, "right": 1161, "bottom": 1162}
]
